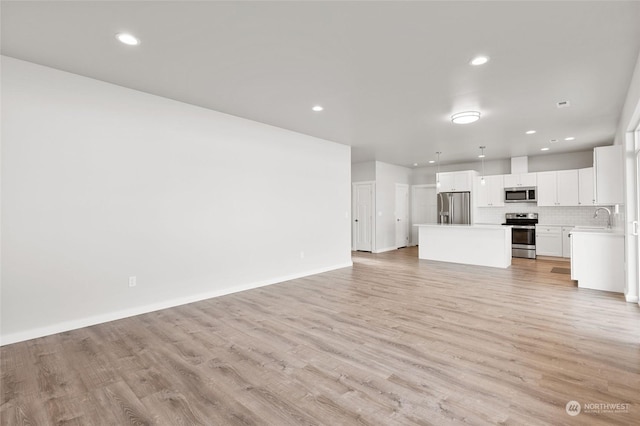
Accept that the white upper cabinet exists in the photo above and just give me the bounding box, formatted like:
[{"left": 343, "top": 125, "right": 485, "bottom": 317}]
[
  {"left": 475, "top": 175, "right": 505, "bottom": 207},
  {"left": 593, "top": 145, "right": 623, "bottom": 205},
  {"left": 556, "top": 170, "right": 579, "bottom": 206},
  {"left": 578, "top": 167, "right": 595, "bottom": 206},
  {"left": 536, "top": 171, "right": 557, "bottom": 206},
  {"left": 520, "top": 173, "right": 538, "bottom": 187},
  {"left": 536, "top": 170, "right": 579, "bottom": 206},
  {"left": 436, "top": 171, "right": 477, "bottom": 193},
  {"left": 504, "top": 173, "right": 537, "bottom": 188}
]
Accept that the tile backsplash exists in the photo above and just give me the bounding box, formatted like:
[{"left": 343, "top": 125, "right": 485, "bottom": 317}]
[{"left": 475, "top": 204, "right": 624, "bottom": 228}]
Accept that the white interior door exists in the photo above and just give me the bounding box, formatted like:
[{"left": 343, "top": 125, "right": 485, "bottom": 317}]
[
  {"left": 411, "top": 185, "right": 437, "bottom": 245},
  {"left": 395, "top": 184, "right": 409, "bottom": 248},
  {"left": 353, "top": 183, "right": 373, "bottom": 251}
]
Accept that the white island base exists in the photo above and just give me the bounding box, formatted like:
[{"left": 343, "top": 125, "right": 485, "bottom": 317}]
[
  {"left": 570, "top": 229, "right": 624, "bottom": 293},
  {"left": 415, "top": 224, "right": 512, "bottom": 269}
]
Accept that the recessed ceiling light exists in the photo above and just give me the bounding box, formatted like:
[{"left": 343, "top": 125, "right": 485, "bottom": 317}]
[
  {"left": 428, "top": 160, "right": 435, "bottom": 164},
  {"left": 478, "top": 154, "right": 485, "bottom": 158},
  {"left": 451, "top": 111, "right": 481, "bottom": 124},
  {"left": 541, "top": 147, "right": 550, "bottom": 151},
  {"left": 413, "top": 163, "right": 418, "bottom": 167},
  {"left": 312, "top": 105, "right": 323, "bottom": 112},
  {"left": 564, "top": 136, "right": 575, "bottom": 141},
  {"left": 525, "top": 130, "right": 536, "bottom": 135},
  {"left": 116, "top": 33, "right": 140, "bottom": 46},
  {"left": 470, "top": 56, "right": 489, "bottom": 66}
]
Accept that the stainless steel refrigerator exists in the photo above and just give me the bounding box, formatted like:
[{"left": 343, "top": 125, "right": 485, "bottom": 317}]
[{"left": 437, "top": 192, "right": 471, "bottom": 224}]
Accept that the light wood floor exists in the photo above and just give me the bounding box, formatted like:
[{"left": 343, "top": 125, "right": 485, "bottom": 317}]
[{"left": 2, "top": 247, "right": 639, "bottom": 425}]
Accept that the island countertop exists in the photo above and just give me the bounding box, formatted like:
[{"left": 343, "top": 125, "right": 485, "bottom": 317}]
[{"left": 413, "top": 223, "right": 510, "bottom": 229}]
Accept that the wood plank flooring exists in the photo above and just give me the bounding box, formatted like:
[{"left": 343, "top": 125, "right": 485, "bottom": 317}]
[{"left": 2, "top": 247, "right": 639, "bottom": 425}]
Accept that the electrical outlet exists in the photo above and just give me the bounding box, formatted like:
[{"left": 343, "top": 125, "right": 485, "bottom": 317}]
[{"left": 128, "top": 276, "right": 137, "bottom": 287}]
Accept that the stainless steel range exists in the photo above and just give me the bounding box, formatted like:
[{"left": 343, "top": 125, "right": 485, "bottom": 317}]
[{"left": 503, "top": 213, "right": 538, "bottom": 259}]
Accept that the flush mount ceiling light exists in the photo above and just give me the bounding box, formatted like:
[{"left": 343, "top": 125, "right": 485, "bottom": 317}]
[
  {"left": 451, "top": 111, "right": 481, "bottom": 124},
  {"left": 564, "top": 136, "right": 575, "bottom": 141},
  {"left": 312, "top": 105, "right": 324, "bottom": 112},
  {"left": 116, "top": 33, "right": 140, "bottom": 46},
  {"left": 470, "top": 56, "right": 489, "bottom": 66},
  {"left": 525, "top": 130, "right": 536, "bottom": 135}
]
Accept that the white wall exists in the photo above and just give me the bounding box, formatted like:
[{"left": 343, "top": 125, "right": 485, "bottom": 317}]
[
  {"left": 374, "top": 161, "right": 411, "bottom": 252},
  {"left": 351, "top": 161, "right": 375, "bottom": 182},
  {"left": 528, "top": 151, "right": 594, "bottom": 172},
  {"left": 1, "top": 57, "right": 352, "bottom": 344},
  {"left": 614, "top": 50, "right": 640, "bottom": 303}
]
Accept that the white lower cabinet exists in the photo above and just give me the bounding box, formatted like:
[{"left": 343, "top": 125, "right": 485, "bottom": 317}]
[
  {"left": 562, "top": 227, "right": 573, "bottom": 258},
  {"left": 536, "top": 225, "right": 563, "bottom": 257}
]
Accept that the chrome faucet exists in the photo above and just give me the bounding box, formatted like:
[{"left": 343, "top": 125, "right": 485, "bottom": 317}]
[{"left": 593, "top": 207, "right": 612, "bottom": 228}]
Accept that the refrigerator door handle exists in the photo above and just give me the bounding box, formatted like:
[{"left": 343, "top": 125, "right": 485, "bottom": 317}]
[{"left": 464, "top": 192, "right": 470, "bottom": 224}]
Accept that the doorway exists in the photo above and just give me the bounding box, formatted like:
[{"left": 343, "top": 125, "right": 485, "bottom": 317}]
[
  {"left": 395, "top": 184, "right": 409, "bottom": 248},
  {"left": 352, "top": 182, "right": 374, "bottom": 252}
]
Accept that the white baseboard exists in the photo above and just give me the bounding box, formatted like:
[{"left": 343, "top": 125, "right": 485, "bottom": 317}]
[
  {"left": 0, "top": 261, "right": 353, "bottom": 346},
  {"left": 374, "top": 246, "right": 399, "bottom": 253},
  {"left": 625, "top": 294, "right": 639, "bottom": 303}
]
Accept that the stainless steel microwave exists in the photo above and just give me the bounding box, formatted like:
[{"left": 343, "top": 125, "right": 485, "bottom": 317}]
[{"left": 505, "top": 187, "right": 537, "bottom": 203}]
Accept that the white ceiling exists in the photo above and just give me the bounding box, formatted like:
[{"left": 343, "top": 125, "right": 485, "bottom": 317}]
[{"left": 2, "top": 1, "right": 640, "bottom": 167}]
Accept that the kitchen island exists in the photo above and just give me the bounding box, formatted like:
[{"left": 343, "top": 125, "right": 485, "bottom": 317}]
[
  {"left": 414, "top": 224, "right": 512, "bottom": 268},
  {"left": 570, "top": 228, "right": 624, "bottom": 293}
]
